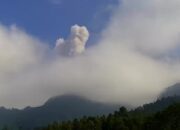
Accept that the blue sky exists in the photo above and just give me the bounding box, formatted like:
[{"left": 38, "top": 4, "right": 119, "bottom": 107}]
[{"left": 0, "top": 0, "right": 118, "bottom": 46}]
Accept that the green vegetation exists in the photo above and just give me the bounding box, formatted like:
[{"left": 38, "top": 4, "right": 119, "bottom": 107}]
[{"left": 35, "top": 103, "right": 180, "bottom": 130}]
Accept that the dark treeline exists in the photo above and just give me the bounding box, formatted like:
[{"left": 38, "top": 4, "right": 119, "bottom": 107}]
[{"left": 35, "top": 103, "right": 180, "bottom": 130}]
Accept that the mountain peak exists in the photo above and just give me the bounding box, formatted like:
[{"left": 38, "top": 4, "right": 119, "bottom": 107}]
[{"left": 44, "top": 94, "right": 91, "bottom": 106}]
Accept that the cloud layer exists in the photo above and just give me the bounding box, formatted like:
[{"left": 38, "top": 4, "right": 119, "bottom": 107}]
[{"left": 1, "top": 0, "right": 180, "bottom": 108}]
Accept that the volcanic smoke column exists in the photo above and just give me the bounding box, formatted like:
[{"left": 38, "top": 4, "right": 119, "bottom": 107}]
[{"left": 55, "top": 25, "right": 89, "bottom": 56}]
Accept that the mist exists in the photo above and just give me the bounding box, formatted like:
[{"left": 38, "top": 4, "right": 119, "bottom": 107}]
[{"left": 1, "top": 0, "right": 180, "bottom": 108}]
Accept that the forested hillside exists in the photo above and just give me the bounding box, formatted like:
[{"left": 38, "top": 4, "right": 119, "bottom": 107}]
[
  {"left": 36, "top": 103, "right": 180, "bottom": 130},
  {"left": 0, "top": 95, "right": 180, "bottom": 130}
]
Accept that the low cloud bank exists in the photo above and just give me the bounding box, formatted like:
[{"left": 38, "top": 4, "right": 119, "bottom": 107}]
[{"left": 1, "top": 0, "right": 180, "bottom": 108}]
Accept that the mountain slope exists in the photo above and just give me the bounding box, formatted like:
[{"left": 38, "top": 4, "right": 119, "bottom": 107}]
[
  {"left": 160, "top": 83, "right": 180, "bottom": 98},
  {"left": 134, "top": 96, "right": 180, "bottom": 114},
  {"left": 1, "top": 93, "right": 180, "bottom": 129},
  {"left": 0, "top": 95, "right": 119, "bottom": 129}
]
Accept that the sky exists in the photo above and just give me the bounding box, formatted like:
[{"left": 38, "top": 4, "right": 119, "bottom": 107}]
[
  {"left": 1, "top": 0, "right": 180, "bottom": 109},
  {"left": 0, "top": 0, "right": 118, "bottom": 45}
]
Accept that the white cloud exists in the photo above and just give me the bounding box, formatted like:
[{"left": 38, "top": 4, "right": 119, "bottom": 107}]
[
  {"left": 1, "top": 0, "right": 180, "bottom": 108},
  {"left": 105, "top": 0, "right": 180, "bottom": 55},
  {"left": 0, "top": 24, "right": 46, "bottom": 75}
]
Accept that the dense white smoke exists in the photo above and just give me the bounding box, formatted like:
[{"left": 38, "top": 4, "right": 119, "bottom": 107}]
[
  {"left": 1, "top": 0, "right": 180, "bottom": 108},
  {"left": 55, "top": 25, "right": 89, "bottom": 56}
]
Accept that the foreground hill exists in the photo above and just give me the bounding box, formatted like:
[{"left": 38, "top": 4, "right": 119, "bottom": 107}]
[
  {"left": 144, "top": 103, "right": 180, "bottom": 130},
  {"left": 0, "top": 95, "right": 119, "bottom": 130},
  {"left": 37, "top": 101, "right": 180, "bottom": 130}
]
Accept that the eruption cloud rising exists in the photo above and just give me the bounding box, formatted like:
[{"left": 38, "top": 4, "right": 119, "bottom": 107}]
[
  {"left": 55, "top": 25, "right": 89, "bottom": 56},
  {"left": 1, "top": 0, "right": 180, "bottom": 108}
]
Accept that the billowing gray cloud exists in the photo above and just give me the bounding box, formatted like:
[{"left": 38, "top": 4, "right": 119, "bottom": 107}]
[{"left": 1, "top": 0, "right": 180, "bottom": 108}]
